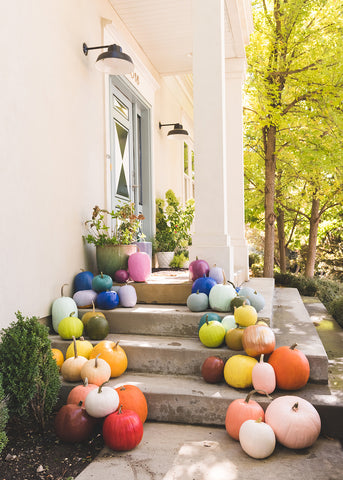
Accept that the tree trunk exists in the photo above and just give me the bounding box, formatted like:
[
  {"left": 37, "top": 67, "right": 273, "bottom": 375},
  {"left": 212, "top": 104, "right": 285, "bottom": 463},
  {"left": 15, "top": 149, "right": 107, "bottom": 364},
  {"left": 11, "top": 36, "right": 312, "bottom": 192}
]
[
  {"left": 305, "top": 198, "right": 320, "bottom": 278},
  {"left": 276, "top": 209, "right": 287, "bottom": 273},
  {"left": 263, "top": 125, "right": 277, "bottom": 277}
]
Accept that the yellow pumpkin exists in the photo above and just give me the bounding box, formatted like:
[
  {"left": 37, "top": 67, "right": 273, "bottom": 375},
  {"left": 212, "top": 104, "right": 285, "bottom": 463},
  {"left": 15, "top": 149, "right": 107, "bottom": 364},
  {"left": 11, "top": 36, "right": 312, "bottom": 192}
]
[
  {"left": 224, "top": 354, "right": 258, "bottom": 388},
  {"left": 51, "top": 348, "right": 64, "bottom": 371},
  {"left": 66, "top": 337, "right": 94, "bottom": 359}
]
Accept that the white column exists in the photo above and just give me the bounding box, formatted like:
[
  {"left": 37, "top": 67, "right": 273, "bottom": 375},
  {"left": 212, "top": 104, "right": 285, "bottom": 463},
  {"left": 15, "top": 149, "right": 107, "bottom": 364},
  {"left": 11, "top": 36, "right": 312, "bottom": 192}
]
[
  {"left": 190, "top": 0, "right": 234, "bottom": 280},
  {"left": 225, "top": 57, "right": 249, "bottom": 283}
]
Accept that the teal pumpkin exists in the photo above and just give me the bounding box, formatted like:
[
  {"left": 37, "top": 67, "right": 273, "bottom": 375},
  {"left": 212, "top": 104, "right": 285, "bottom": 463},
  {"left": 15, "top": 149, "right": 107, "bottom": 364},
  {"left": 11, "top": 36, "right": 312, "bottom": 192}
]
[
  {"left": 92, "top": 273, "right": 113, "bottom": 293},
  {"left": 58, "top": 313, "right": 84, "bottom": 340}
]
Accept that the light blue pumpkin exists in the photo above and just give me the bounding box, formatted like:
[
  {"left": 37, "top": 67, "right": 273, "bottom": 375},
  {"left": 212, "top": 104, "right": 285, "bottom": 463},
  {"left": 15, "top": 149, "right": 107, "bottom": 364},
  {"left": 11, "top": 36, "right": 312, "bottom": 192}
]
[
  {"left": 209, "top": 283, "right": 237, "bottom": 312},
  {"left": 221, "top": 315, "right": 236, "bottom": 331},
  {"left": 187, "top": 291, "right": 209, "bottom": 312},
  {"left": 52, "top": 284, "right": 78, "bottom": 333},
  {"left": 208, "top": 265, "right": 225, "bottom": 284},
  {"left": 239, "top": 287, "right": 265, "bottom": 312}
]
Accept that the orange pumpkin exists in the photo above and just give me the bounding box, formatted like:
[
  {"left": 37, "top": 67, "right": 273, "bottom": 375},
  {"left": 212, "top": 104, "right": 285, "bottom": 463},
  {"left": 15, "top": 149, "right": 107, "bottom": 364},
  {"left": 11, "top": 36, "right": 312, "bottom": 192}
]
[
  {"left": 89, "top": 340, "right": 128, "bottom": 378},
  {"left": 242, "top": 324, "right": 275, "bottom": 357},
  {"left": 51, "top": 348, "right": 64, "bottom": 371},
  {"left": 115, "top": 384, "right": 148, "bottom": 423},
  {"left": 268, "top": 343, "right": 310, "bottom": 390}
]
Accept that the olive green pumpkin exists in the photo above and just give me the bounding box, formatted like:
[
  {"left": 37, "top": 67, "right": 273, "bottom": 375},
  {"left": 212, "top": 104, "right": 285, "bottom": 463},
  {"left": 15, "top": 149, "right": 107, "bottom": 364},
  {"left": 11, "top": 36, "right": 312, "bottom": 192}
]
[{"left": 86, "top": 315, "right": 110, "bottom": 340}]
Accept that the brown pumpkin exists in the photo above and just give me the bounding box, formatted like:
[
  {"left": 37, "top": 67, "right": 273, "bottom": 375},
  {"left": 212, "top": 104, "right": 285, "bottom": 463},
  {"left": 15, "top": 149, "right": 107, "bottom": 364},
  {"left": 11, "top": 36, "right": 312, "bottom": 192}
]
[{"left": 268, "top": 343, "right": 310, "bottom": 390}]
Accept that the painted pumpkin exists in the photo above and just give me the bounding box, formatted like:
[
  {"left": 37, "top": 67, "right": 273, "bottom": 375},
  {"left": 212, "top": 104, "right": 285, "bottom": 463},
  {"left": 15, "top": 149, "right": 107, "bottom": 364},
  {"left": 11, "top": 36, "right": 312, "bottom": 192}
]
[
  {"left": 187, "top": 291, "right": 209, "bottom": 312},
  {"left": 242, "top": 324, "right": 275, "bottom": 357},
  {"left": 239, "top": 287, "right": 265, "bottom": 312},
  {"left": 73, "top": 269, "right": 94, "bottom": 292},
  {"left": 92, "top": 272, "right": 113, "bottom": 293},
  {"left": 115, "top": 384, "right": 148, "bottom": 423},
  {"left": 221, "top": 315, "right": 236, "bottom": 332},
  {"left": 198, "top": 313, "right": 222, "bottom": 332},
  {"left": 128, "top": 251, "right": 151, "bottom": 282},
  {"left": 252, "top": 354, "right": 276, "bottom": 394},
  {"left": 265, "top": 396, "right": 321, "bottom": 449},
  {"left": 66, "top": 336, "right": 94, "bottom": 359},
  {"left": 201, "top": 356, "right": 225, "bottom": 384},
  {"left": 114, "top": 269, "right": 130, "bottom": 283},
  {"left": 84, "top": 383, "right": 120, "bottom": 418},
  {"left": 73, "top": 289, "right": 98, "bottom": 308},
  {"left": 268, "top": 343, "right": 310, "bottom": 390},
  {"left": 234, "top": 304, "right": 257, "bottom": 327},
  {"left": 208, "top": 264, "right": 225, "bottom": 284},
  {"left": 81, "top": 302, "right": 106, "bottom": 332},
  {"left": 189, "top": 257, "right": 210, "bottom": 281},
  {"left": 225, "top": 326, "right": 245, "bottom": 351},
  {"left": 239, "top": 419, "right": 276, "bottom": 459},
  {"left": 223, "top": 355, "right": 258, "bottom": 389},
  {"left": 89, "top": 340, "right": 128, "bottom": 377},
  {"left": 96, "top": 290, "right": 119, "bottom": 310},
  {"left": 199, "top": 320, "right": 226, "bottom": 348},
  {"left": 103, "top": 406, "right": 144, "bottom": 451},
  {"left": 58, "top": 313, "right": 84, "bottom": 340},
  {"left": 86, "top": 315, "right": 110, "bottom": 340},
  {"left": 51, "top": 284, "right": 78, "bottom": 333},
  {"left": 118, "top": 284, "right": 137, "bottom": 308},
  {"left": 191, "top": 275, "right": 217, "bottom": 296},
  {"left": 225, "top": 390, "right": 265, "bottom": 440},
  {"left": 209, "top": 283, "right": 236, "bottom": 312}
]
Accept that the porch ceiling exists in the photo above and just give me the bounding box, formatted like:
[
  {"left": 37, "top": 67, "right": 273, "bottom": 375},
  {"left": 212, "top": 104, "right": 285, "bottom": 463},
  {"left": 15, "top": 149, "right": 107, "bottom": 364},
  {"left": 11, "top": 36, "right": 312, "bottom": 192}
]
[{"left": 109, "top": 0, "right": 252, "bottom": 76}]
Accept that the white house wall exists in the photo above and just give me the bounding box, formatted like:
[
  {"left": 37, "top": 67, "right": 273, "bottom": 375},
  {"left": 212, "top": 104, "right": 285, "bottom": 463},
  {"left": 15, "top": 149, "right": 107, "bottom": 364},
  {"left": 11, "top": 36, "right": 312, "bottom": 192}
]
[{"left": 0, "top": 0, "right": 192, "bottom": 329}]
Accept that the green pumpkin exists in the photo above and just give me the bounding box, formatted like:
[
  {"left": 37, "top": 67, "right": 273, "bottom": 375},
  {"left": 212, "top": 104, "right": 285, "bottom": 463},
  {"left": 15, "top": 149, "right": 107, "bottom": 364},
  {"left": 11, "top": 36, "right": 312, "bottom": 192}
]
[
  {"left": 86, "top": 315, "right": 109, "bottom": 340},
  {"left": 58, "top": 313, "right": 84, "bottom": 340}
]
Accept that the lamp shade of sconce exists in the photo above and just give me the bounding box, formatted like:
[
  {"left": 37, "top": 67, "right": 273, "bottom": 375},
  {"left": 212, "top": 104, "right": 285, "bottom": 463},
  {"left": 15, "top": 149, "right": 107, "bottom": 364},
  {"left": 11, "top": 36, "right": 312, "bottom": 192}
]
[
  {"left": 83, "top": 43, "right": 134, "bottom": 75},
  {"left": 159, "top": 122, "right": 189, "bottom": 139}
]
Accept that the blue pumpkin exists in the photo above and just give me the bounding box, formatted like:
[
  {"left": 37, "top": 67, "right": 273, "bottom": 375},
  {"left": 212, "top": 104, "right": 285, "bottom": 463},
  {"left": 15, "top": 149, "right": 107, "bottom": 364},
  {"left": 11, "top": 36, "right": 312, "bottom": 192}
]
[
  {"left": 73, "top": 270, "right": 94, "bottom": 292},
  {"left": 187, "top": 291, "right": 209, "bottom": 312},
  {"left": 198, "top": 312, "right": 222, "bottom": 332},
  {"left": 95, "top": 290, "right": 119, "bottom": 310},
  {"left": 191, "top": 275, "right": 217, "bottom": 296}
]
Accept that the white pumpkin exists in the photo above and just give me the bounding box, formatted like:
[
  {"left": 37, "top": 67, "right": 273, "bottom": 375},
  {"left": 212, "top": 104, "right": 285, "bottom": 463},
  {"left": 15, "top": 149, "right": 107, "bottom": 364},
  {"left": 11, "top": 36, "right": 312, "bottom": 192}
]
[
  {"left": 208, "top": 265, "right": 225, "bottom": 284},
  {"left": 118, "top": 284, "right": 137, "bottom": 307},
  {"left": 239, "top": 419, "right": 276, "bottom": 459},
  {"left": 209, "top": 283, "right": 236, "bottom": 312},
  {"left": 52, "top": 284, "right": 78, "bottom": 333},
  {"left": 84, "top": 384, "right": 119, "bottom": 418}
]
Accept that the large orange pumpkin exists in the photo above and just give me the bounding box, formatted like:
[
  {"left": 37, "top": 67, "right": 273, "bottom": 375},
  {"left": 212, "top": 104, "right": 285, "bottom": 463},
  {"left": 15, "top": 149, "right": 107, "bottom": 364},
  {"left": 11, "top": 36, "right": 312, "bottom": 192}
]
[
  {"left": 115, "top": 384, "right": 148, "bottom": 423},
  {"left": 89, "top": 340, "right": 128, "bottom": 378},
  {"left": 268, "top": 343, "right": 310, "bottom": 390}
]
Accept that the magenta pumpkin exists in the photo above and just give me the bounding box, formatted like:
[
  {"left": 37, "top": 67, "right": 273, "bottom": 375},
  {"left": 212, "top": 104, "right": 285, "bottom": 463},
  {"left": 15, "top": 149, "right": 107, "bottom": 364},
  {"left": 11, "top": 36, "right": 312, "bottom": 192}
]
[
  {"left": 128, "top": 251, "right": 151, "bottom": 282},
  {"left": 114, "top": 269, "right": 130, "bottom": 283},
  {"left": 103, "top": 406, "right": 144, "bottom": 451},
  {"left": 189, "top": 257, "right": 210, "bottom": 281}
]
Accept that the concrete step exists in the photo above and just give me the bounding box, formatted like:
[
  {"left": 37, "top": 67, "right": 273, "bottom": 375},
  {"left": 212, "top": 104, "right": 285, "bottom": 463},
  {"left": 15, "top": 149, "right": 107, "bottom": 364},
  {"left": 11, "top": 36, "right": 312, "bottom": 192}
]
[{"left": 58, "top": 371, "right": 343, "bottom": 439}]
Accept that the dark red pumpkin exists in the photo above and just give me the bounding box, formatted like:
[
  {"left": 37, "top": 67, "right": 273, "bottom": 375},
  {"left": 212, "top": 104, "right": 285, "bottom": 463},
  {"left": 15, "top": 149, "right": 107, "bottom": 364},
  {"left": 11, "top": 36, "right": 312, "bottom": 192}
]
[
  {"left": 268, "top": 343, "right": 310, "bottom": 390},
  {"left": 54, "top": 403, "right": 97, "bottom": 443},
  {"left": 103, "top": 406, "right": 144, "bottom": 451},
  {"left": 201, "top": 356, "right": 225, "bottom": 383}
]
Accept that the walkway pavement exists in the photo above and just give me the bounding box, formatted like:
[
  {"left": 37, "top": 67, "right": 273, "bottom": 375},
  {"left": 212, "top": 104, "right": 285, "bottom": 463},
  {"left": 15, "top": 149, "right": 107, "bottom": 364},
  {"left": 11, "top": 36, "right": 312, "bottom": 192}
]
[{"left": 74, "top": 297, "right": 343, "bottom": 480}]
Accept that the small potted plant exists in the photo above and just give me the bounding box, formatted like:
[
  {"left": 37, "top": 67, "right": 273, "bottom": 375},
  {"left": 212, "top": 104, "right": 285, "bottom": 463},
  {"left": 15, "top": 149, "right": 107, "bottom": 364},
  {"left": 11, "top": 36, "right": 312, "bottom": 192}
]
[
  {"left": 84, "top": 203, "right": 144, "bottom": 277},
  {"left": 154, "top": 190, "right": 194, "bottom": 268}
]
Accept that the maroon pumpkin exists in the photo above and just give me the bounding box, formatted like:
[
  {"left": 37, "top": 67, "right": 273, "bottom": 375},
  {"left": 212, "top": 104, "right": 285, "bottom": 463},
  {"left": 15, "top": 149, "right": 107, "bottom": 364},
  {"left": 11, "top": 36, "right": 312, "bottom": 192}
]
[
  {"left": 189, "top": 257, "right": 210, "bottom": 281},
  {"left": 54, "top": 403, "right": 97, "bottom": 443},
  {"left": 201, "top": 356, "right": 225, "bottom": 383},
  {"left": 103, "top": 406, "right": 144, "bottom": 451}
]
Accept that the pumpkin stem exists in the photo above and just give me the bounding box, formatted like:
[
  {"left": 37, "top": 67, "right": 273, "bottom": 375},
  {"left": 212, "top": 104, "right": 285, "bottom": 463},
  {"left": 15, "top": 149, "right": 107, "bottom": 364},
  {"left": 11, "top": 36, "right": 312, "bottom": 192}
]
[
  {"left": 72, "top": 336, "right": 78, "bottom": 358},
  {"left": 69, "top": 311, "right": 76, "bottom": 317},
  {"left": 84, "top": 377, "right": 89, "bottom": 387},
  {"left": 98, "top": 381, "right": 109, "bottom": 393},
  {"left": 92, "top": 301, "right": 96, "bottom": 313},
  {"left": 245, "top": 389, "right": 272, "bottom": 403},
  {"left": 118, "top": 404, "right": 123, "bottom": 414},
  {"left": 95, "top": 353, "right": 101, "bottom": 368},
  {"left": 80, "top": 336, "right": 85, "bottom": 341},
  {"left": 255, "top": 417, "right": 263, "bottom": 423},
  {"left": 114, "top": 341, "right": 120, "bottom": 349},
  {"left": 61, "top": 283, "right": 69, "bottom": 297},
  {"left": 290, "top": 343, "right": 298, "bottom": 350},
  {"left": 292, "top": 402, "right": 299, "bottom": 412},
  {"left": 259, "top": 354, "right": 265, "bottom": 363},
  {"left": 100, "top": 272, "right": 104, "bottom": 278}
]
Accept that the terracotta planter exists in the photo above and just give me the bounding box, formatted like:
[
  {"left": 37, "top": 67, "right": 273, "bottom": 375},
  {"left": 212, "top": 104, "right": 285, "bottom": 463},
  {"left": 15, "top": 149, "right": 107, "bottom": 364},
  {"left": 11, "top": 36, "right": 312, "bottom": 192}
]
[
  {"left": 156, "top": 251, "right": 175, "bottom": 269},
  {"left": 96, "top": 244, "right": 137, "bottom": 278}
]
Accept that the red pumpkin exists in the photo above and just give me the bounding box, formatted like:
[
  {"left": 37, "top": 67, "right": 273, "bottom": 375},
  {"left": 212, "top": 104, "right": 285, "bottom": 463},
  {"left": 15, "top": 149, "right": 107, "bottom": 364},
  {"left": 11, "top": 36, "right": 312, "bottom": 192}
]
[
  {"left": 225, "top": 390, "right": 265, "bottom": 441},
  {"left": 115, "top": 384, "right": 148, "bottom": 423},
  {"left": 268, "top": 343, "right": 310, "bottom": 390},
  {"left": 128, "top": 251, "right": 151, "bottom": 282},
  {"left": 66, "top": 377, "right": 98, "bottom": 406},
  {"left": 242, "top": 324, "right": 275, "bottom": 357},
  {"left": 103, "top": 406, "right": 144, "bottom": 451},
  {"left": 54, "top": 403, "right": 97, "bottom": 443},
  {"left": 201, "top": 356, "right": 225, "bottom": 384}
]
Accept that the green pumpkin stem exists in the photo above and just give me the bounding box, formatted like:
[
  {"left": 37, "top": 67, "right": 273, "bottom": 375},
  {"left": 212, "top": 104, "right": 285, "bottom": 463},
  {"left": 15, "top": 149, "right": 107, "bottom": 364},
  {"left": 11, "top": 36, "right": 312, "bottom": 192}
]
[
  {"left": 84, "top": 377, "right": 89, "bottom": 387},
  {"left": 98, "top": 380, "right": 109, "bottom": 393},
  {"left": 118, "top": 404, "right": 124, "bottom": 414},
  {"left": 72, "top": 336, "right": 78, "bottom": 358},
  {"left": 290, "top": 343, "right": 298, "bottom": 350},
  {"left": 245, "top": 389, "right": 272, "bottom": 403}
]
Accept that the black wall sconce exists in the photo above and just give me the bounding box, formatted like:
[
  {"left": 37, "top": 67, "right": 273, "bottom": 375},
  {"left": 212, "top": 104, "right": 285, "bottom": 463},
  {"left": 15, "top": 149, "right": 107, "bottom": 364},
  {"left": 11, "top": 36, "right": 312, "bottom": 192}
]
[
  {"left": 83, "top": 42, "right": 134, "bottom": 75},
  {"left": 159, "top": 122, "right": 189, "bottom": 139}
]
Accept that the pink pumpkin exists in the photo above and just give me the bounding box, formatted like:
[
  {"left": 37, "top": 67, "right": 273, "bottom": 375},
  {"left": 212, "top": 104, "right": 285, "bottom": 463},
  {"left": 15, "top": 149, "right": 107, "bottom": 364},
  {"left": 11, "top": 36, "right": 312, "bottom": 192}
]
[
  {"left": 128, "top": 252, "right": 151, "bottom": 282},
  {"left": 252, "top": 354, "right": 276, "bottom": 394}
]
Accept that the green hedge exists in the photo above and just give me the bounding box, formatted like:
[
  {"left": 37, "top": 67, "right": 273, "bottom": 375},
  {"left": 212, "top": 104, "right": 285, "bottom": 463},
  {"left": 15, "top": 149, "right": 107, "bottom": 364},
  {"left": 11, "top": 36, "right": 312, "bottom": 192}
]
[{"left": 274, "top": 273, "right": 343, "bottom": 328}]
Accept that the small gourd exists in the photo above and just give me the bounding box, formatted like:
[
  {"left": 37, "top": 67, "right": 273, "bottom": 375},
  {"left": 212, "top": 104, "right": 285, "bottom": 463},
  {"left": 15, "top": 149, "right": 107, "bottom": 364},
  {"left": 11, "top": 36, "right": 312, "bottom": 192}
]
[
  {"left": 81, "top": 354, "right": 111, "bottom": 386},
  {"left": 239, "top": 418, "right": 276, "bottom": 459},
  {"left": 187, "top": 290, "right": 209, "bottom": 312},
  {"left": 252, "top": 354, "right": 276, "bottom": 394},
  {"left": 61, "top": 337, "right": 88, "bottom": 382},
  {"left": 73, "top": 289, "right": 98, "bottom": 308}
]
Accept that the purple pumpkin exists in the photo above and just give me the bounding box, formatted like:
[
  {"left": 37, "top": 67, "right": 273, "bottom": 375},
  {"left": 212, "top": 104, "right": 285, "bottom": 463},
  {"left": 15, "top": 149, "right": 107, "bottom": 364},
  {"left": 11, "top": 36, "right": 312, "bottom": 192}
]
[
  {"left": 128, "top": 252, "right": 151, "bottom": 282},
  {"left": 73, "top": 289, "right": 98, "bottom": 308},
  {"left": 118, "top": 284, "right": 137, "bottom": 307},
  {"left": 114, "top": 270, "right": 130, "bottom": 283},
  {"left": 189, "top": 257, "right": 210, "bottom": 281},
  {"left": 192, "top": 275, "right": 217, "bottom": 296}
]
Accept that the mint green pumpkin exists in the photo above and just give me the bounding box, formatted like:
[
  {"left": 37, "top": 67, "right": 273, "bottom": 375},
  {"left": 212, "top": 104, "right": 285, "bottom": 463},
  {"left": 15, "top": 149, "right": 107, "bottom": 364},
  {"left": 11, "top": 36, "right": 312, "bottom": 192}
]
[
  {"left": 58, "top": 313, "right": 84, "bottom": 340},
  {"left": 209, "top": 283, "right": 237, "bottom": 312},
  {"left": 52, "top": 284, "right": 78, "bottom": 333}
]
